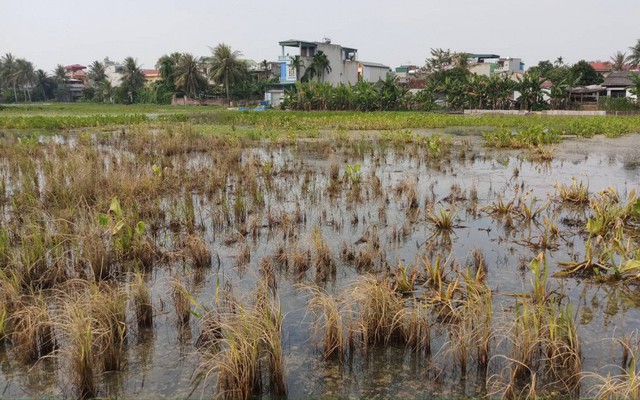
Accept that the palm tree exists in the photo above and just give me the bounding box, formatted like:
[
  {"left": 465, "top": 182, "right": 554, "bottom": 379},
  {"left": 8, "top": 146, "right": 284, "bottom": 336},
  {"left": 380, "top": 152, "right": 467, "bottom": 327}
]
[
  {"left": 610, "top": 51, "right": 629, "bottom": 71},
  {"left": 629, "top": 39, "right": 640, "bottom": 68},
  {"left": 54, "top": 64, "right": 67, "bottom": 82},
  {"left": 310, "top": 51, "right": 331, "bottom": 83},
  {"left": 14, "top": 58, "right": 35, "bottom": 101},
  {"left": 101, "top": 80, "right": 114, "bottom": 103},
  {"left": 34, "top": 69, "right": 54, "bottom": 101},
  {"left": 174, "top": 53, "right": 208, "bottom": 98},
  {"left": 290, "top": 55, "right": 304, "bottom": 81},
  {"left": 156, "top": 52, "right": 183, "bottom": 87},
  {"left": 87, "top": 60, "right": 106, "bottom": 86},
  {"left": 121, "top": 57, "right": 145, "bottom": 103},
  {"left": 53, "top": 64, "right": 69, "bottom": 102},
  {"left": 1, "top": 53, "right": 19, "bottom": 102},
  {"left": 209, "top": 43, "right": 247, "bottom": 100}
]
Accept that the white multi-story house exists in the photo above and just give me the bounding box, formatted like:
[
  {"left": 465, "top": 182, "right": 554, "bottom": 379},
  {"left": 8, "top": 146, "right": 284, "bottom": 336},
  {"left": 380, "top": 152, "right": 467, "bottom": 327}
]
[
  {"left": 266, "top": 38, "right": 390, "bottom": 106},
  {"left": 468, "top": 54, "right": 524, "bottom": 78},
  {"left": 278, "top": 38, "right": 360, "bottom": 85},
  {"left": 104, "top": 57, "right": 123, "bottom": 86}
]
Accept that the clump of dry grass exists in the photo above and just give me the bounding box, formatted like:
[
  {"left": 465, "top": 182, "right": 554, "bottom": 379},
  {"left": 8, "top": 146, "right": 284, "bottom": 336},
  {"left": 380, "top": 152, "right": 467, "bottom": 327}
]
[
  {"left": 235, "top": 241, "right": 251, "bottom": 267},
  {"left": 197, "top": 282, "right": 286, "bottom": 399},
  {"left": 58, "top": 300, "right": 100, "bottom": 399},
  {"left": 312, "top": 227, "right": 333, "bottom": 282},
  {"left": 393, "top": 299, "right": 431, "bottom": 357},
  {"left": 259, "top": 257, "right": 277, "bottom": 293},
  {"left": 182, "top": 234, "right": 212, "bottom": 269},
  {"left": 82, "top": 232, "right": 115, "bottom": 281},
  {"left": 586, "top": 333, "right": 640, "bottom": 399},
  {"left": 305, "top": 285, "right": 347, "bottom": 361},
  {"left": 131, "top": 271, "right": 153, "bottom": 328},
  {"left": 9, "top": 294, "right": 56, "bottom": 362},
  {"left": 172, "top": 277, "right": 192, "bottom": 326},
  {"left": 350, "top": 276, "right": 404, "bottom": 349},
  {"left": 556, "top": 178, "right": 589, "bottom": 204},
  {"left": 395, "top": 179, "right": 419, "bottom": 209},
  {"left": 90, "top": 283, "right": 127, "bottom": 372}
]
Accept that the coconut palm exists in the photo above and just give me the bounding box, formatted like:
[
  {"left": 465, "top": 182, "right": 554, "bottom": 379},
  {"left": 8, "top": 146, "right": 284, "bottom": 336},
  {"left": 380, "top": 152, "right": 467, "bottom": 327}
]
[
  {"left": 87, "top": 61, "right": 106, "bottom": 86},
  {"left": 101, "top": 80, "right": 114, "bottom": 103},
  {"left": 310, "top": 51, "right": 331, "bottom": 83},
  {"left": 290, "top": 55, "right": 304, "bottom": 81},
  {"left": 1, "top": 53, "right": 19, "bottom": 102},
  {"left": 208, "top": 43, "right": 247, "bottom": 100},
  {"left": 14, "top": 58, "right": 35, "bottom": 101},
  {"left": 156, "top": 52, "right": 183, "bottom": 86},
  {"left": 120, "top": 57, "right": 145, "bottom": 103},
  {"left": 34, "top": 69, "right": 54, "bottom": 101},
  {"left": 174, "top": 53, "right": 208, "bottom": 98},
  {"left": 54, "top": 64, "right": 67, "bottom": 82},
  {"left": 629, "top": 39, "right": 640, "bottom": 68},
  {"left": 53, "top": 64, "right": 69, "bottom": 102},
  {"left": 610, "top": 51, "right": 629, "bottom": 71}
]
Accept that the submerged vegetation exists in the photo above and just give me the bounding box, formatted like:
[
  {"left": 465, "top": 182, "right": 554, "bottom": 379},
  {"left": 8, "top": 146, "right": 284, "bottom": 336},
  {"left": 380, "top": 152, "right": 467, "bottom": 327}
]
[{"left": 0, "top": 113, "right": 638, "bottom": 398}]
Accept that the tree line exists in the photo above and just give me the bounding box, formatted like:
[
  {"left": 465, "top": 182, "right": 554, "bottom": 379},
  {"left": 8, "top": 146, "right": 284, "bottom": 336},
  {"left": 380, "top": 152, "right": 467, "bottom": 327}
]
[
  {"left": 281, "top": 40, "right": 640, "bottom": 112},
  {"left": 2, "top": 39, "right": 640, "bottom": 108},
  {"left": 0, "top": 43, "right": 274, "bottom": 104}
]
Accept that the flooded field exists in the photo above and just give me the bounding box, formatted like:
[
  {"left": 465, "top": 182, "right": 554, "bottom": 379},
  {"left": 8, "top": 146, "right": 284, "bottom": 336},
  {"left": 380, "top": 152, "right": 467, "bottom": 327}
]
[{"left": 0, "top": 123, "right": 639, "bottom": 399}]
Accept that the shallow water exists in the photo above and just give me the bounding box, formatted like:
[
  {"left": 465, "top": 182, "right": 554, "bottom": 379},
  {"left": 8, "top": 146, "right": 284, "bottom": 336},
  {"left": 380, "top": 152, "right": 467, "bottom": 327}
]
[{"left": 1, "top": 130, "right": 639, "bottom": 398}]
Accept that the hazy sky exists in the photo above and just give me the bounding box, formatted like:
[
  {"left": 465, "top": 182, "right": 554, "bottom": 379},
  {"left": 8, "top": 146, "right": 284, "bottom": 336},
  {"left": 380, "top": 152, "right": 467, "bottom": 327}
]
[{"left": 1, "top": 0, "right": 639, "bottom": 72}]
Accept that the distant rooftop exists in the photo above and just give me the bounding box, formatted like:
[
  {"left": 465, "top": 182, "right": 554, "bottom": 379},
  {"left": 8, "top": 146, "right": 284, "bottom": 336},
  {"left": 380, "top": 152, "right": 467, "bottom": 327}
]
[
  {"left": 64, "top": 64, "right": 86, "bottom": 71},
  {"left": 279, "top": 39, "right": 357, "bottom": 53},
  {"left": 468, "top": 54, "right": 500, "bottom": 60},
  {"left": 279, "top": 39, "right": 317, "bottom": 48},
  {"left": 602, "top": 70, "right": 640, "bottom": 87},
  {"left": 360, "top": 61, "right": 390, "bottom": 69}
]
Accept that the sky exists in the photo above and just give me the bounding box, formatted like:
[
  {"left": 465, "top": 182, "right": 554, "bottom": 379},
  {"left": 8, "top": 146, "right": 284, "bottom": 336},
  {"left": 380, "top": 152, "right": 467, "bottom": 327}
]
[{"left": 1, "top": 0, "right": 639, "bottom": 72}]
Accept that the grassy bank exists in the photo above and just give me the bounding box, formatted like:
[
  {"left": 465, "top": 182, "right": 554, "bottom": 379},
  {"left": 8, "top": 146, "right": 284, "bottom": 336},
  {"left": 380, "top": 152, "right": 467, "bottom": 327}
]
[
  {"left": 3, "top": 105, "right": 640, "bottom": 140},
  {"left": 0, "top": 102, "right": 216, "bottom": 116},
  {"left": 215, "top": 111, "right": 640, "bottom": 137}
]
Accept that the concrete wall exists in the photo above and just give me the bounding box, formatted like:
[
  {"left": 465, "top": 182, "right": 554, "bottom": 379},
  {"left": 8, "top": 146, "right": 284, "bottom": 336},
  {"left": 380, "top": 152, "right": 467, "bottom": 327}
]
[
  {"left": 264, "top": 90, "right": 285, "bottom": 108},
  {"left": 171, "top": 96, "right": 228, "bottom": 106},
  {"left": 464, "top": 109, "right": 607, "bottom": 116},
  {"left": 469, "top": 63, "right": 493, "bottom": 77},
  {"left": 315, "top": 43, "right": 358, "bottom": 85},
  {"left": 105, "top": 65, "right": 122, "bottom": 86},
  {"left": 361, "top": 65, "right": 390, "bottom": 83}
]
